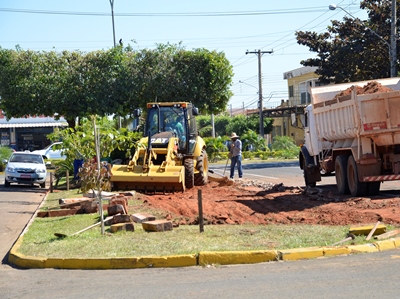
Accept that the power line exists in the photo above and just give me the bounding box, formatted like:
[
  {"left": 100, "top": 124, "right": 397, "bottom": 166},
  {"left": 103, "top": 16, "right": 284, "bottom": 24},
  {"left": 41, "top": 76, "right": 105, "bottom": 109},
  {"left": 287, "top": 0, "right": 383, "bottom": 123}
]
[{"left": 0, "top": 6, "right": 359, "bottom": 17}]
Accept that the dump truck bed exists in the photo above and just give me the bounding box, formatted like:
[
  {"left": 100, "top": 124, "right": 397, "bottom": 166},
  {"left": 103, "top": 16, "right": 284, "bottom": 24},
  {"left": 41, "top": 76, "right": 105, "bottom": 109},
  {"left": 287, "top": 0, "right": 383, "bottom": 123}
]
[{"left": 310, "top": 78, "right": 400, "bottom": 146}]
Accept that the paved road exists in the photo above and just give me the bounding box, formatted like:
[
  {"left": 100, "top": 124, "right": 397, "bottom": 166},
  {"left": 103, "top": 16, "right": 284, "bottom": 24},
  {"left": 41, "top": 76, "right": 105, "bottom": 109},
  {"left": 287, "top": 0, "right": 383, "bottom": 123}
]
[
  {"left": 1, "top": 165, "right": 400, "bottom": 298},
  {"left": 210, "top": 160, "right": 400, "bottom": 194}
]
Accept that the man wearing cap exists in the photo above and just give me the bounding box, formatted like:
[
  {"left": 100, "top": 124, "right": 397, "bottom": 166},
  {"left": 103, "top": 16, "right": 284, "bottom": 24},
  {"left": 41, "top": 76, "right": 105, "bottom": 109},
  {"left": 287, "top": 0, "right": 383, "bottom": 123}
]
[{"left": 229, "top": 132, "right": 243, "bottom": 179}]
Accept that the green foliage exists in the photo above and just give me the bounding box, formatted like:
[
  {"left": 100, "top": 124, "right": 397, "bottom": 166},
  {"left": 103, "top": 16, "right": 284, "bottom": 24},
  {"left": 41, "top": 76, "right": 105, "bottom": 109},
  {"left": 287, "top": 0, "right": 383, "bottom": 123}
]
[
  {"left": 271, "top": 136, "right": 299, "bottom": 159},
  {"left": 0, "top": 146, "right": 13, "bottom": 171},
  {"left": 240, "top": 130, "right": 267, "bottom": 151},
  {"left": 48, "top": 116, "right": 141, "bottom": 162},
  {"left": 0, "top": 44, "right": 234, "bottom": 125},
  {"left": 202, "top": 135, "right": 298, "bottom": 162},
  {"left": 271, "top": 136, "right": 297, "bottom": 151},
  {"left": 78, "top": 160, "right": 112, "bottom": 194},
  {"left": 203, "top": 137, "right": 227, "bottom": 162},
  {"left": 214, "top": 115, "right": 231, "bottom": 136},
  {"left": 224, "top": 114, "right": 273, "bottom": 137},
  {"left": 0, "top": 145, "right": 13, "bottom": 160},
  {"left": 296, "top": 0, "right": 394, "bottom": 83}
]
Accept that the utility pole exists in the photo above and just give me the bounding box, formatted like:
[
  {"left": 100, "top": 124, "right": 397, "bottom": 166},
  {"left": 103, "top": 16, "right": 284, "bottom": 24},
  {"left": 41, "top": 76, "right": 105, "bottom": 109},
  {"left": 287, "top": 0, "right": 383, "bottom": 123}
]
[
  {"left": 391, "top": 0, "right": 397, "bottom": 77},
  {"left": 246, "top": 49, "right": 273, "bottom": 137}
]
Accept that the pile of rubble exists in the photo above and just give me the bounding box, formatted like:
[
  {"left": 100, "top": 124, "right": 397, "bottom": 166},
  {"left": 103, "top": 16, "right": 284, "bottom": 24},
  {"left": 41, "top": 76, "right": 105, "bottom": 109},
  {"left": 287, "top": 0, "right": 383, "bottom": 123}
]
[{"left": 45, "top": 191, "right": 174, "bottom": 238}]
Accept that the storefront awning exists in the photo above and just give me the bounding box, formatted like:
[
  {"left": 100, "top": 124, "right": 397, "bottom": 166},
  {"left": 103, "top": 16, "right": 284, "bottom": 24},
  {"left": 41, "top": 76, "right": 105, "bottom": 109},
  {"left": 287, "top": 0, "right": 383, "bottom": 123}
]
[
  {"left": 0, "top": 122, "right": 68, "bottom": 128},
  {"left": 0, "top": 116, "right": 68, "bottom": 128}
]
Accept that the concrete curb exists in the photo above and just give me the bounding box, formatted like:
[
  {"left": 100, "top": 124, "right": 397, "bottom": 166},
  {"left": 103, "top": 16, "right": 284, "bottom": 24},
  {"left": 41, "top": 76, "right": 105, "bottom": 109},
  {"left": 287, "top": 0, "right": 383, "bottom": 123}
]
[{"left": 9, "top": 236, "right": 400, "bottom": 269}]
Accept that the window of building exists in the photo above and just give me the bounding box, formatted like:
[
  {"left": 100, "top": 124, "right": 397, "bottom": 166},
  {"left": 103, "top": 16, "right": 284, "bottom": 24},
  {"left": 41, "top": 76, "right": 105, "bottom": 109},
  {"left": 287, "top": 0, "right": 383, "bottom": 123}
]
[{"left": 289, "top": 85, "right": 294, "bottom": 97}]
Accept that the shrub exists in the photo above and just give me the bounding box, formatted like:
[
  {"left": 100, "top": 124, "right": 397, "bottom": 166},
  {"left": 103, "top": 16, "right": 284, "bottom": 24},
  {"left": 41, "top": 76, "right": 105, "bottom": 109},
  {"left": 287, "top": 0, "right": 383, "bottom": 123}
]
[{"left": 0, "top": 146, "right": 13, "bottom": 172}]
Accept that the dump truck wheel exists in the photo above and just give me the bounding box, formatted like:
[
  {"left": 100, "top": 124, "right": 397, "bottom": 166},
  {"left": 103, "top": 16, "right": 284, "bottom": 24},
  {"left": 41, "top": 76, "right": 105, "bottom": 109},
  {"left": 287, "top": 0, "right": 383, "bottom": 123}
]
[
  {"left": 335, "top": 155, "right": 349, "bottom": 195},
  {"left": 195, "top": 150, "right": 208, "bottom": 186},
  {"left": 303, "top": 158, "right": 316, "bottom": 187},
  {"left": 184, "top": 158, "right": 194, "bottom": 189},
  {"left": 347, "top": 155, "right": 367, "bottom": 197}
]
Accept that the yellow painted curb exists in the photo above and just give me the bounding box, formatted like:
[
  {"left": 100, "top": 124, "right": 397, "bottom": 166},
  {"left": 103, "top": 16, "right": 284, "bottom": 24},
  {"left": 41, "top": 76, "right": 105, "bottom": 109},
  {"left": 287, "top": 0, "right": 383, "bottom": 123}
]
[
  {"left": 322, "top": 246, "right": 352, "bottom": 256},
  {"left": 45, "top": 255, "right": 197, "bottom": 269},
  {"left": 9, "top": 236, "right": 197, "bottom": 269},
  {"left": 347, "top": 243, "right": 379, "bottom": 253},
  {"left": 279, "top": 247, "right": 323, "bottom": 261},
  {"left": 374, "top": 239, "right": 396, "bottom": 252},
  {"left": 198, "top": 250, "right": 278, "bottom": 266},
  {"left": 393, "top": 237, "right": 400, "bottom": 248}
]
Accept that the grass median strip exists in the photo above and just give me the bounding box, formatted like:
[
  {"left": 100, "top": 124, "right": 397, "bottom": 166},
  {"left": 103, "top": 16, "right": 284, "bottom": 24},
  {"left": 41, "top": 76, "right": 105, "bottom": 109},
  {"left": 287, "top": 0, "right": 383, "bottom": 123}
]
[{"left": 17, "top": 189, "right": 389, "bottom": 259}]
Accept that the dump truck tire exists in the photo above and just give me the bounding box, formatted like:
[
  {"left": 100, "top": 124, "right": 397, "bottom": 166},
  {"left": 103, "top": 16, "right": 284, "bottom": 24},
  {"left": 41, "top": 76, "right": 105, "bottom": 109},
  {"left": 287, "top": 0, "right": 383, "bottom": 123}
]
[
  {"left": 195, "top": 150, "right": 208, "bottom": 186},
  {"left": 347, "top": 155, "right": 367, "bottom": 197},
  {"left": 335, "top": 155, "right": 349, "bottom": 195},
  {"left": 184, "top": 158, "right": 194, "bottom": 189},
  {"left": 303, "top": 158, "right": 316, "bottom": 187}
]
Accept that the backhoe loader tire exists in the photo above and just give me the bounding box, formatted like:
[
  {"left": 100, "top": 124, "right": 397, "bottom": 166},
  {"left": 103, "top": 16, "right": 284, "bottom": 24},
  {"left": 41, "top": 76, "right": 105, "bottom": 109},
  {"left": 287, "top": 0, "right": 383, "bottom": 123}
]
[
  {"left": 184, "top": 158, "right": 194, "bottom": 189},
  {"left": 195, "top": 150, "right": 209, "bottom": 186}
]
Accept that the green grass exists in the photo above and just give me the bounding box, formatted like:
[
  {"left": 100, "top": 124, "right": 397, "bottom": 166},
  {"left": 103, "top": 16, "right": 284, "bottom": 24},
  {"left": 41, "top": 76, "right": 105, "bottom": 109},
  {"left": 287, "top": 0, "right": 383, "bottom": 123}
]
[
  {"left": 16, "top": 189, "right": 384, "bottom": 258},
  {"left": 20, "top": 213, "right": 354, "bottom": 258}
]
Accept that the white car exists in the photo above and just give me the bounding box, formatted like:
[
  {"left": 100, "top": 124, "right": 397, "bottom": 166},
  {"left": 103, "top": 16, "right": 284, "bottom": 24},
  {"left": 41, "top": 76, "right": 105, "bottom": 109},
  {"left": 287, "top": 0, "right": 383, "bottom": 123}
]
[
  {"left": 31, "top": 142, "right": 65, "bottom": 159},
  {"left": 4, "top": 152, "right": 47, "bottom": 188}
]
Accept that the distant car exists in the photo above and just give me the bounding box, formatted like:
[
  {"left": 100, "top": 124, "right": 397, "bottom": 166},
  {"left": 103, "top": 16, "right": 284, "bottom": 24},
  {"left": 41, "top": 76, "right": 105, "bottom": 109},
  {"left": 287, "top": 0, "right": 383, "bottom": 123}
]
[
  {"left": 31, "top": 142, "right": 65, "bottom": 159},
  {"left": 4, "top": 152, "right": 47, "bottom": 188}
]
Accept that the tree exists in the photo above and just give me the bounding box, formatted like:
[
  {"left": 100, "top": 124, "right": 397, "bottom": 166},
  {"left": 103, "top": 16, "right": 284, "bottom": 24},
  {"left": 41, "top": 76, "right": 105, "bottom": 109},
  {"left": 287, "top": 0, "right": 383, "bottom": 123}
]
[
  {"left": 226, "top": 114, "right": 273, "bottom": 137},
  {"left": 295, "top": 0, "right": 396, "bottom": 83},
  {"left": 121, "top": 44, "right": 234, "bottom": 115},
  {"left": 0, "top": 44, "right": 233, "bottom": 125},
  {"left": 0, "top": 47, "right": 128, "bottom": 127}
]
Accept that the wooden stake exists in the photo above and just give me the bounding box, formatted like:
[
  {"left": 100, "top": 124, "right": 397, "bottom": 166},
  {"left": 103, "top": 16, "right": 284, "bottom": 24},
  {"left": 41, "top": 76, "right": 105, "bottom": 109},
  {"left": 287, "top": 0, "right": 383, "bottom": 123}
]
[
  {"left": 366, "top": 221, "right": 380, "bottom": 241},
  {"left": 198, "top": 189, "right": 204, "bottom": 233},
  {"left": 66, "top": 170, "right": 70, "bottom": 191},
  {"left": 50, "top": 172, "right": 53, "bottom": 193}
]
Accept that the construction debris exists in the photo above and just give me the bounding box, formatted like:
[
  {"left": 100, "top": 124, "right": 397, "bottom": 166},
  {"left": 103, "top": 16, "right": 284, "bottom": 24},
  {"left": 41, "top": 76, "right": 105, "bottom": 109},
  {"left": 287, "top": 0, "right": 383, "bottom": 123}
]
[
  {"left": 131, "top": 213, "right": 156, "bottom": 223},
  {"left": 110, "top": 222, "right": 135, "bottom": 233},
  {"left": 142, "top": 220, "right": 173, "bottom": 232},
  {"left": 374, "top": 229, "right": 400, "bottom": 240},
  {"left": 332, "top": 233, "right": 356, "bottom": 246},
  {"left": 349, "top": 223, "right": 387, "bottom": 236}
]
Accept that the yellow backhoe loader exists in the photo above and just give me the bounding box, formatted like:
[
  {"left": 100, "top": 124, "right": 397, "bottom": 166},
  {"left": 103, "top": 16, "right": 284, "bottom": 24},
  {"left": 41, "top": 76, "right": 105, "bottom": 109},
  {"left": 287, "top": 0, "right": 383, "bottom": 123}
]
[{"left": 110, "top": 102, "right": 209, "bottom": 192}]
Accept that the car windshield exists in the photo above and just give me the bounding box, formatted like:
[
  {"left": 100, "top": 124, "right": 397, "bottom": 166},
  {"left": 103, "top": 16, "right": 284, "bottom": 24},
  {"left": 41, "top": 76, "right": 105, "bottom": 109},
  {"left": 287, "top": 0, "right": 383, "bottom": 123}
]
[{"left": 10, "top": 154, "right": 43, "bottom": 164}]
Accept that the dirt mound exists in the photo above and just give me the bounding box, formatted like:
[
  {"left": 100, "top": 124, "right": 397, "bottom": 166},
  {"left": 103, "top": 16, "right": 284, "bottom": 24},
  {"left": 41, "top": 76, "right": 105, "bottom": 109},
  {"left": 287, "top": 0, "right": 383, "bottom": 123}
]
[
  {"left": 335, "top": 81, "right": 394, "bottom": 99},
  {"left": 139, "top": 178, "right": 400, "bottom": 226}
]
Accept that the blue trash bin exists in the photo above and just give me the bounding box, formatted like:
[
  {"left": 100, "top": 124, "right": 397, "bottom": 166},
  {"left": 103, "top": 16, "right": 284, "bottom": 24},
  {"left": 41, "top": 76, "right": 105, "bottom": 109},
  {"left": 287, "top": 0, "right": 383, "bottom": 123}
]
[{"left": 73, "top": 159, "right": 84, "bottom": 180}]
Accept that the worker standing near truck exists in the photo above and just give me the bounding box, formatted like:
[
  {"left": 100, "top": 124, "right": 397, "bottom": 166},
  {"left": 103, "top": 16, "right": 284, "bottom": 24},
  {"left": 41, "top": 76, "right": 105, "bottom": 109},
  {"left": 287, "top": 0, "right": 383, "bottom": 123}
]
[{"left": 229, "top": 132, "right": 243, "bottom": 179}]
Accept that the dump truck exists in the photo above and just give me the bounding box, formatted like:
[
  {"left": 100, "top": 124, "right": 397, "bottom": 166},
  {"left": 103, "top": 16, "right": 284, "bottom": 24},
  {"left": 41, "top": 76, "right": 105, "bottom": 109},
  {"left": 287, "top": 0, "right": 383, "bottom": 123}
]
[
  {"left": 299, "top": 78, "right": 400, "bottom": 196},
  {"left": 110, "top": 102, "right": 208, "bottom": 192}
]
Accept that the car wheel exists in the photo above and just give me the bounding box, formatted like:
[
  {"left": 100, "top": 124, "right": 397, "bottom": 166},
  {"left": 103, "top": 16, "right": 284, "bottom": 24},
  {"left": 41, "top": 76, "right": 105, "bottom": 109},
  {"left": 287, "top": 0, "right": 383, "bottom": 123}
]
[
  {"left": 4, "top": 180, "right": 10, "bottom": 187},
  {"left": 40, "top": 182, "right": 46, "bottom": 189}
]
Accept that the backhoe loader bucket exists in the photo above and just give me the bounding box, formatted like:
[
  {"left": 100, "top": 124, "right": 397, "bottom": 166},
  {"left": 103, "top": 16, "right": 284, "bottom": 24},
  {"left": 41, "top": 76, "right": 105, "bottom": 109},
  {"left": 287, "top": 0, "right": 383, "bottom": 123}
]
[{"left": 110, "top": 164, "right": 185, "bottom": 193}]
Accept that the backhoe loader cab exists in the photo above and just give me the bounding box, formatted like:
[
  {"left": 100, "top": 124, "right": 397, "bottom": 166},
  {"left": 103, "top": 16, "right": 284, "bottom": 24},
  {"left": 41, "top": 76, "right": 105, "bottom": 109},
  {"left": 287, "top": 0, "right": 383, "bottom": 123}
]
[
  {"left": 110, "top": 102, "right": 208, "bottom": 193},
  {"left": 145, "top": 102, "right": 198, "bottom": 153}
]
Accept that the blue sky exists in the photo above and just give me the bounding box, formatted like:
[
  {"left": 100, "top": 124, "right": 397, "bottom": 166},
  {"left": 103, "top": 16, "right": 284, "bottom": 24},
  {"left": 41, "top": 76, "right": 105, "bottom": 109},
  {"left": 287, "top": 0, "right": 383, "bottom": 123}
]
[{"left": 0, "top": 0, "right": 365, "bottom": 111}]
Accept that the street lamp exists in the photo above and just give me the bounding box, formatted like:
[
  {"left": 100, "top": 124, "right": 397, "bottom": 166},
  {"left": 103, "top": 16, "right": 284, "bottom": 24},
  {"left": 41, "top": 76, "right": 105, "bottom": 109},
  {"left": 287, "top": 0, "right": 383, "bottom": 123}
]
[
  {"left": 239, "top": 80, "right": 259, "bottom": 93},
  {"left": 109, "top": 0, "right": 117, "bottom": 47},
  {"left": 329, "top": 4, "right": 397, "bottom": 78}
]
